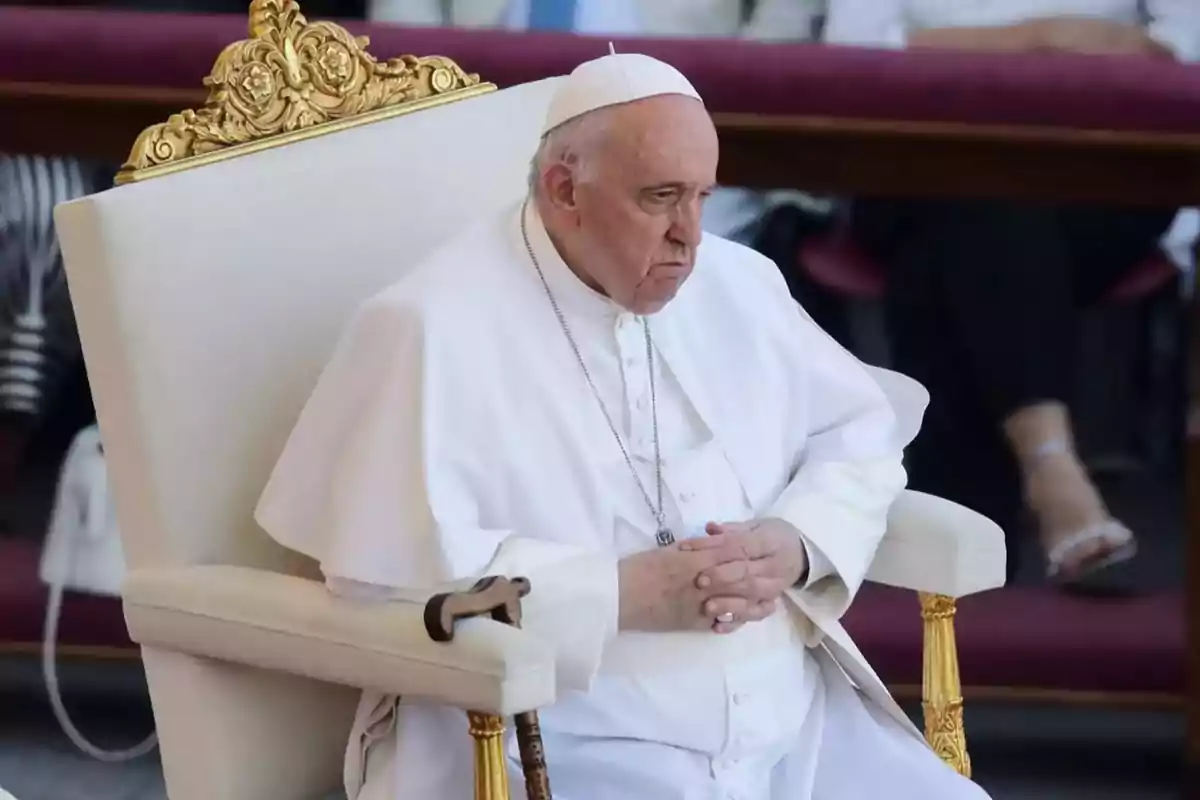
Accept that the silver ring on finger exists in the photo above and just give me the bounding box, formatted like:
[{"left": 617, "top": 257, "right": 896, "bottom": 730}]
[{"left": 715, "top": 612, "right": 735, "bottom": 624}]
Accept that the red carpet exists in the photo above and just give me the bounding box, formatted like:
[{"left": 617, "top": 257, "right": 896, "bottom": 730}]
[{"left": 844, "top": 583, "right": 1184, "bottom": 694}]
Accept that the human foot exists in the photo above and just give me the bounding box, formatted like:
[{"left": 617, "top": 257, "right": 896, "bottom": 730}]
[{"left": 1022, "top": 449, "right": 1136, "bottom": 580}]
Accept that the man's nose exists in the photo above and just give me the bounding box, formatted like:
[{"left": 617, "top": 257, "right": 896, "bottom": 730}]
[{"left": 669, "top": 198, "right": 704, "bottom": 249}]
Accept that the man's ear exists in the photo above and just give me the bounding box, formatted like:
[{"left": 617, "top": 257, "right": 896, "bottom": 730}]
[{"left": 542, "top": 163, "right": 579, "bottom": 213}]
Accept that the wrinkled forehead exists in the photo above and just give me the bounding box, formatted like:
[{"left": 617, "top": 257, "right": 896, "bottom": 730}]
[{"left": 599, "top": 96, "right": 718, "bottom": 182}]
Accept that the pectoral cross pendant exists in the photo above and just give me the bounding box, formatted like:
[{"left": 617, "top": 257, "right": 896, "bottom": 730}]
[{"left": 656, "top": 526, "right": 676, "bottom": 547}]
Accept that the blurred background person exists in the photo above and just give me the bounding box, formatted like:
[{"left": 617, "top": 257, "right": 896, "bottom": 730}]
[
  {"left": 824, "top": 0, "right": 1200, "bottom": 590},
  {"left": 365, "top": 0, "right": 817, "bottom": 40}
]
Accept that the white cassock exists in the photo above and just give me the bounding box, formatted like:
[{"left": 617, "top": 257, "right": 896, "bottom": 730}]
[{"left": 255, "top": 201, "right": 991, "bottom": 800}]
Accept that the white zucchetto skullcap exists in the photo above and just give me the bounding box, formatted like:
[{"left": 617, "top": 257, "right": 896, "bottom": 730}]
[{"left": 541, "top": 53, "right": 703, "bottom": 136}]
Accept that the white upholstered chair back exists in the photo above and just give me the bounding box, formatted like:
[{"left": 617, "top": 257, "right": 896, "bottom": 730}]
[
  {"left": 57, "top": 78, "right": 559, "bottom": 579},
  {"left": 55, "top": 78, "right": 561, "bottom": 800}
]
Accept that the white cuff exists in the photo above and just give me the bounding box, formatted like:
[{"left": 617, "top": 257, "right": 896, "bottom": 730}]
[
  {"left": 768, "top": 458, "right": 906, "bottom": 621},
  {"left": 796, "top": 532, "right": 835, "bottom": 589},
  {"left": 325, "top": 536, "right": 619, "bottom": 696},
  {"left": 489, "top": 544, "right": 619, "bottom": 693}
]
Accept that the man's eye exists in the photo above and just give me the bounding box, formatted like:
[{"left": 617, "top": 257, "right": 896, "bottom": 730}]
[{"left": 649, "top": 190, "right": 677, "bottom": 203}]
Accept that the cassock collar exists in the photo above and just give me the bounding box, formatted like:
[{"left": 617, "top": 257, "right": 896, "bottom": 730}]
[
  {"left": 520, "top": 199, "right": 627, "bottom": 324},
  {"left": 516, "top": 201, "right": 739, "bottom": 482}
]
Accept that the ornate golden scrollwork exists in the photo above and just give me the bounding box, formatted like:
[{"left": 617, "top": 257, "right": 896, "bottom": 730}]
[
  {"left": 919, "top": 592, "right": 972, "bottom": 777},
  {"left": 117, "top": 0, "right": 496, "bottom": 183}
]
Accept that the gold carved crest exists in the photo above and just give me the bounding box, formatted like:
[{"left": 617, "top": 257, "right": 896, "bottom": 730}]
[{"left": 117, "top": 0, "right": 495, "bottom": 183}]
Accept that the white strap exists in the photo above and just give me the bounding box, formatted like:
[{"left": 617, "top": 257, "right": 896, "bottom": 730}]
[
  {"left": 1029, "top": 437, "right": 1071, "bottom": 461},
  {"left": 42, "top": 535, "right": 157, "bottom": 762},
  {"left": 1045, "top": 521, "right": 1134, "bottom": 570}
]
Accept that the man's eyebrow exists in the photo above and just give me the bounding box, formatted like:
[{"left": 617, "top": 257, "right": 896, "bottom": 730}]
[{"left": 639, "top": 181, "right": 719, "bottom": 193}]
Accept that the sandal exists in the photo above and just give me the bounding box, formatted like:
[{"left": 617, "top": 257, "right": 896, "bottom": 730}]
[{"left": 1044, "top": 520, "right": 1137, "bottom": 591}]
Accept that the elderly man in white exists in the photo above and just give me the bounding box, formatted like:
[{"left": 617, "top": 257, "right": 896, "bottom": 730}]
[
  {"left": 256, "top": 54, "right": 991, "bottom": 799},
  {"left": 366, "top": 0, "right": 817, "bottom": 41}
]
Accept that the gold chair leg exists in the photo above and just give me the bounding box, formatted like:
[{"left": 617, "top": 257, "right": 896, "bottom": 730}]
[
  {"left": 469, "top": 712, "right": 510, "bottom": 800},
  {"left": 919, "top": 593, "right": 971, "bottom": 777}
]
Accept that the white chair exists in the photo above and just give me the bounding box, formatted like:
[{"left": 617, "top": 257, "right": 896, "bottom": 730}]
[{"left": 55, "top": 2, "right": 1006, "bottom": 797}]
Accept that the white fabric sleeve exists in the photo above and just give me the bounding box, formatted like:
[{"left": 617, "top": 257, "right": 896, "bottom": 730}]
[
  {"left": 1147, "top": 0, "right": 1200, "bottom": 61},
  {"left": 256, "top": 297, "right": 618, "bottom": 695},
  {"left": 790, "top": 298, "right": 925, "bottom": 465},
  {"left": 775, "top": 458, "right": 908, "bottom": 621},
  {"left": 764, "top": 291, "right": 923, "bottom": 618},
  {"left": 796, "top": 533, "right": 835, "bottom": 588},
  {"left": 822, "top": 0, "right": 909, "bottom": 48},
  {"left": 323, "top": 540, "right": 618, "bottom": 693}
]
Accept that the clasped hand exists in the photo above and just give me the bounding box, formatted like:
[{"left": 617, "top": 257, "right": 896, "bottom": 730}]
[{"left": 617, "top": 518, "right": 808, "bottom": 635}]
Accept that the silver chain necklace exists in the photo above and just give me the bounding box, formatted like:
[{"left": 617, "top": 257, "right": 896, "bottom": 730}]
[{"left": 520, "top": 199, "right": 676, "bottom": 547}]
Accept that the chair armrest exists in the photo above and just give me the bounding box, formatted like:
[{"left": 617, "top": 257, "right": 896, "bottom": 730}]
[
  {"left": 865, "top": 490, "right": 1007, "bottom": 598},
  {"left": 122, "top": 565, "right": 556, "bottom": 716}
]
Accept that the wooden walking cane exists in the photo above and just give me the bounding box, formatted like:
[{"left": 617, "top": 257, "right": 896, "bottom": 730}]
[{"left": 425, "top": 576, "right": 552, "bottom": 800}]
